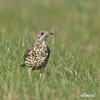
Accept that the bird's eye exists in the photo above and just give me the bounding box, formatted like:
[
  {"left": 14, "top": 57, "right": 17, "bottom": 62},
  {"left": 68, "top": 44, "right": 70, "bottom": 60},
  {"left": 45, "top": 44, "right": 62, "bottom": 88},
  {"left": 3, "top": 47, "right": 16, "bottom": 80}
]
[{"left": 41, "top": 32, "right": 44, "bottom": 35}]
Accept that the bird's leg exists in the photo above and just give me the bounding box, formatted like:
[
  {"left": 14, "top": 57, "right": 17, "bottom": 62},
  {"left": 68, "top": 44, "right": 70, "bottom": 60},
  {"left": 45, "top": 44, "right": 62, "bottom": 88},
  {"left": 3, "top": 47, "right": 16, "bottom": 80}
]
[
  {"left": 28, "top": 68, "right": 32, "bottom": 82},
  {"left": 40, "top": 67, "right": 45, "bottom": 80}
]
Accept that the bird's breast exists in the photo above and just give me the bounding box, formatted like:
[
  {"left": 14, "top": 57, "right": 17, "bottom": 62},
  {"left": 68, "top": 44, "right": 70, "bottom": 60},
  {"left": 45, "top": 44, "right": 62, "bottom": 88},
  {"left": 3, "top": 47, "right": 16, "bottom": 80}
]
[{"left": 24, "top": 41, "right": 50, "bottom": 68}]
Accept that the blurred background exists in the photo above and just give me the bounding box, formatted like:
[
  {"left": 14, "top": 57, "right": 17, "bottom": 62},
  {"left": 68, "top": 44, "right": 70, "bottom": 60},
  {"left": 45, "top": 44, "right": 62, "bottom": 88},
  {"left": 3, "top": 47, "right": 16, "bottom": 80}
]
[
  {"left": 0, "top": 0, "right": 100, "bottom": 36},
  {"left": 0, "top": 0, "right": 100, "bottom": 100}
]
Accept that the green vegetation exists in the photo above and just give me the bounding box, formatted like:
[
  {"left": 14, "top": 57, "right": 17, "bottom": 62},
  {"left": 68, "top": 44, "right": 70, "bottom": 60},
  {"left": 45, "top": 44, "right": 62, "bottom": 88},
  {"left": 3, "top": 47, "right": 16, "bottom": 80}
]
[{"left": 0, "top": 0, "right": 100, "bottom": 100}]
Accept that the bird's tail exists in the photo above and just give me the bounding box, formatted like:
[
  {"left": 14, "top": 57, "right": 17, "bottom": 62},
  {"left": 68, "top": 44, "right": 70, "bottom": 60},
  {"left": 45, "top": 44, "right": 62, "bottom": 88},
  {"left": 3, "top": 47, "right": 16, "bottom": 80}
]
[{"left": 19, "top": 63, "right": 26, "bottom": 67}]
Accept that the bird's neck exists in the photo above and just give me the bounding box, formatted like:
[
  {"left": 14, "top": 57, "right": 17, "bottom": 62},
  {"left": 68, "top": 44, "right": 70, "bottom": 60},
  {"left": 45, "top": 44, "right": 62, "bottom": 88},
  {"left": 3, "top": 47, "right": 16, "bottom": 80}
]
[
  {"left": 42, "top": 40, "right": 47, "bottom": 47},
  {"left": 34, "top": 40, "right": 47, "bottom": 47}
]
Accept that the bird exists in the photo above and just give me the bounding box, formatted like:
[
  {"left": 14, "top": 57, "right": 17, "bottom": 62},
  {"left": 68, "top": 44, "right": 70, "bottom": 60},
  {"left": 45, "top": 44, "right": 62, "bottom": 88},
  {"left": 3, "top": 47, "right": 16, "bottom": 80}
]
[{"left": 20, "top": 30, "right": 53, "bottom": 81}]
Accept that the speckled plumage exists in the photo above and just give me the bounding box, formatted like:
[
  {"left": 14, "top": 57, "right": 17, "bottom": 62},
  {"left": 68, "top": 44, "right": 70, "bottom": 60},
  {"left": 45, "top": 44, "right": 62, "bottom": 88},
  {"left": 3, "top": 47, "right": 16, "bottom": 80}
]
[
  {"left": 24, "top": 38, "right": 50, "bottom": 70},
  {"left": 21, "top": 30, "right": 53, "bottom": 74}
]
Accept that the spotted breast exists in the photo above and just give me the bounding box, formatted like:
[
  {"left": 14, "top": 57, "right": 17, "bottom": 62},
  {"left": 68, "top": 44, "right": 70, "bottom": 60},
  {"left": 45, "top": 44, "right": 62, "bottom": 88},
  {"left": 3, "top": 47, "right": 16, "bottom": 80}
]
[{"left": 24, "top": 41, "right": 50, "bottom": 70}]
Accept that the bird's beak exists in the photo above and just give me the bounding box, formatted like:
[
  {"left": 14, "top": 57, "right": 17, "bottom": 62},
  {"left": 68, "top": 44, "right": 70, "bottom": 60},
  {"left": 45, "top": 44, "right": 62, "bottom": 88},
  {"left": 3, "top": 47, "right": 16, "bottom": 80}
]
[{"left": 50, "top": 32, "right": 54, "bottom": 35}]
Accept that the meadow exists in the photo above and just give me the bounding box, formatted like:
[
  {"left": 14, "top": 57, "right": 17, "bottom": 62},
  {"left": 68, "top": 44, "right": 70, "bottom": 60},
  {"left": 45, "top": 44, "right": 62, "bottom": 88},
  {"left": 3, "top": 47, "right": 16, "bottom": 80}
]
[{"left": 0, "top": 0, "right": 100, "bottom": 100}]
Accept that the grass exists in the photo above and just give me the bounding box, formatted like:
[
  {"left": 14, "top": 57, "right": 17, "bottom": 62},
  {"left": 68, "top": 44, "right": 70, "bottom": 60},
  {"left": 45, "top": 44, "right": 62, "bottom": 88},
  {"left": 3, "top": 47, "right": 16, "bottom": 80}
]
[{"left": 0, "top": 0, "right": 100, "bottom": 100}]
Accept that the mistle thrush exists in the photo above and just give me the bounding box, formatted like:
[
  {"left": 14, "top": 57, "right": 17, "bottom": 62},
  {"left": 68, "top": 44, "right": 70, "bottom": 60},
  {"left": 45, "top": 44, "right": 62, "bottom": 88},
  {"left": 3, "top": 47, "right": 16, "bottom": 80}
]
[{"left": 20, "top": 30, "right": 53, "bottom": 80}]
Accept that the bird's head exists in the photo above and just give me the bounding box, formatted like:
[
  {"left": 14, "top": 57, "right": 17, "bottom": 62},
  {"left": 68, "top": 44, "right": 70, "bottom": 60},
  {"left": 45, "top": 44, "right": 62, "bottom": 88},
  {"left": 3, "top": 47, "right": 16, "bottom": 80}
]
[{"left": 35, "top": 30, "right": 53, "bottom": 42}]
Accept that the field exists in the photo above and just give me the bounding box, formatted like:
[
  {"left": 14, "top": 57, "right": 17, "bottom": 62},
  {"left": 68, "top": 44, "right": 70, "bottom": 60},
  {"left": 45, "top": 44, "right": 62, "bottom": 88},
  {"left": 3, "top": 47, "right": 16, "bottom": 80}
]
[{"left": 0, "top": 0, "right": 100, "bottom": 100}]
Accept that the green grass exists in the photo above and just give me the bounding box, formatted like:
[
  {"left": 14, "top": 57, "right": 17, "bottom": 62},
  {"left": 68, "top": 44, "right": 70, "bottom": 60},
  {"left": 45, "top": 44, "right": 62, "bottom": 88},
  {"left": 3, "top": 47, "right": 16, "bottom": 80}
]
[{"left": 0, "top": 0, "right": 100, "bottom": 100}]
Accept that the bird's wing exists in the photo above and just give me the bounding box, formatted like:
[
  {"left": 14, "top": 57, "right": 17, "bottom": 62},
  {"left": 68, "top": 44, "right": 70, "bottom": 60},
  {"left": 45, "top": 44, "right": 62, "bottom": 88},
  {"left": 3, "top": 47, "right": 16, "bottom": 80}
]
[{"left": 24, "top": 46, "right": 34, "bottom": 60}]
